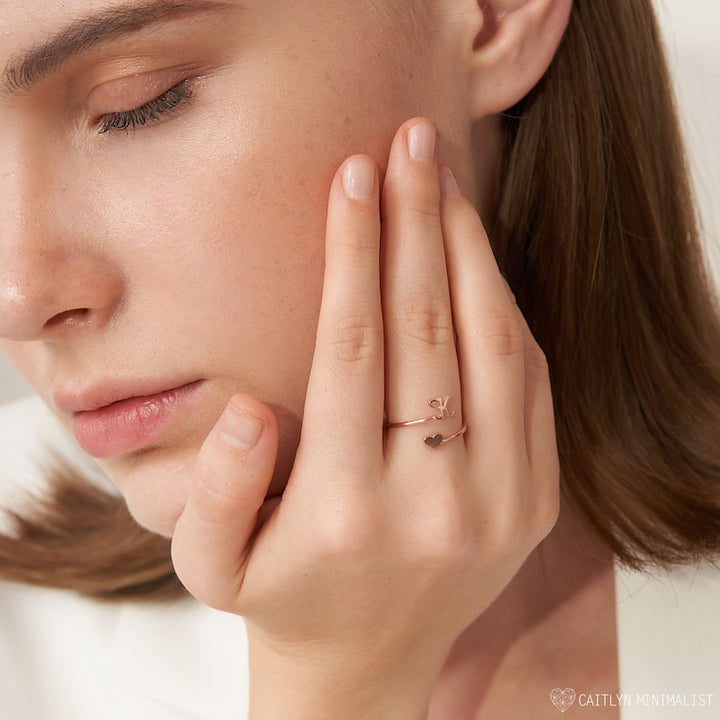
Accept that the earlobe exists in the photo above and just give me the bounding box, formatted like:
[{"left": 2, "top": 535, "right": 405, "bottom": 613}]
[{"left": 468, "top": 0, "right": 572, "bottom": 119}]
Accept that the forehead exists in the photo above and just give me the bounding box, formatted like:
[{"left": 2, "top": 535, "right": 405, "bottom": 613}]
[
  {"left": 0, "top": 0, "right": 426, "bottom": 63},
  {"left": 1, "top": 1, "right": 235, "bottom": 95},
  {"left": 0, "top": 0, "right": 435, "bottom": 101},
  {"left": 0, "top": 0, "right": 427, "bottom": 47},
  {"left": 1, "top": 1, "right": 234, "bottom": 57}
]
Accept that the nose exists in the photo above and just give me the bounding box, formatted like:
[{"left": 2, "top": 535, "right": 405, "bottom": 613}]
[
  {"left": 0, "top": 173, "right": 124, "bottom": 342},
  {"left": 0, "top": 244, "right": 124, "bottom": 341}
]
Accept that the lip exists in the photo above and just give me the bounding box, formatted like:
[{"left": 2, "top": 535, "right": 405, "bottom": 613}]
[{"left": 63, "top": 380, "right": 204, "bottom": 458}]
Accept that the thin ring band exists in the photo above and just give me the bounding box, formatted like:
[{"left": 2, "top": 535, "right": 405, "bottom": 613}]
[
  {"left": 423, "top": 424, "right": 467, "bottom": 449},
  {"left": 385, "top": 415, "right": 441, "bottom": 428},
  {"left": 385, "top": 396, "right": 455, "bottom": 428}
]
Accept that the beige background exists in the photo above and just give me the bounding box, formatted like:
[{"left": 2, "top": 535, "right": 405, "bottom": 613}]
[{"left": 1, "top": 0, "right": 719, "bottom": 404}]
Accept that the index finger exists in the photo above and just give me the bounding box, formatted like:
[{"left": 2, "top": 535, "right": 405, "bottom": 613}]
[{"left": 297, "top": 156, "right": 384, "bottom": 473}]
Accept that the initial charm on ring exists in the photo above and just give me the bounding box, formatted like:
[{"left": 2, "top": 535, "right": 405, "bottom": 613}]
[
  {"left": 385, "top": 396, "right": 466, "bottom": 447},
  {"left": 428, "top": 396, "right": 455, "bottom": 421},
  {"left": 385, "top": 396, "right": 456, "bottom": 428}
]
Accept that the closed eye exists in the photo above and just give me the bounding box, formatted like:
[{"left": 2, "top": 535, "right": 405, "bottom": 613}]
[{"left": 97, "top": 79, "right": 193, "bottom": 134}]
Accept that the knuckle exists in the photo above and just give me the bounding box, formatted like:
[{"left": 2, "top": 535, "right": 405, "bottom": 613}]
[
  {"left": 395, "top": 295, "right": 454, "bottom": 349},
  {"left": 335, "top": 224, "right": 380, "bottom": 255},
  {"left": 525, "top": 343, "right": 550, "bottom": 377},
  {"left": 471, "top": 313, "right": 525, "bottom": 357},
  {"left": 404, "top": 492, "right": 476, "bottom": 567},
  {"left": 481, "top": 464, "right": 531, "bottom": 541},
  {"left": 190, "top": 468, "right": 252, "bottom": 525},
  {"left": 400, "top": 199, "right": 441, "bottom": 225},
  {"left": 485, "top": 500, "right": 523, "bottom": 549},
  {"left": 394, "top": 179, "right": 441, "bottom": 226},
  {"left": 413, "top": 522, "right": 464, "bottom": 564},
  {"left": 490, "top": 477, "right": 560, "bottom": 553},
  {"left": 328, "top": 312, "right": 383, "bottom": 366},
  {"left": 313, "top": 504, "right": 378, "bottom": 560}
]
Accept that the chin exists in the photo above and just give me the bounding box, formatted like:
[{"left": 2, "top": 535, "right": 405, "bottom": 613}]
[{"left": 104, "top": 454, "right": 194, "bottom": 538}]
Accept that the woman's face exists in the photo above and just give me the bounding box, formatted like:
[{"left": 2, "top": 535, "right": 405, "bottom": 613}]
[{"left": 0, "top": 0, "right": 477, "bottom": 534}]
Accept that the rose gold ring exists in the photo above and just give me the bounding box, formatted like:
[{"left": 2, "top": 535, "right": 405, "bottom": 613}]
[
  {"left": 385, "top": 396, "right": 456, "bottom": 428},
  {"left": 385, "top": 396, "right": 466, "bottom": 448}
]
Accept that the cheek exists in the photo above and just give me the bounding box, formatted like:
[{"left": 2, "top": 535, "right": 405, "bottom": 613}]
[
  {"left": 72, "top": 74, "right": 412, "bottom": 369},
  {"left": 76, "top": 106, "right": 331, "bottom": 355},
  {"left": 47, "top": 4, "right": 441, "bottom": 406},
  {"left": 72, "top": 0, "right": 437, "bottom": 318}
]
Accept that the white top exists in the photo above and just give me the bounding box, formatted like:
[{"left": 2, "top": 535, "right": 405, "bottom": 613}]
[{"left": 0, "top": 397, "right": 718, "bottom": 719}]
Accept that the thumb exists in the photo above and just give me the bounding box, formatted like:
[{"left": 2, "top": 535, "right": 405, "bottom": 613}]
[{"left": 171, "top": 393, "right": 278, "bottom": 611}]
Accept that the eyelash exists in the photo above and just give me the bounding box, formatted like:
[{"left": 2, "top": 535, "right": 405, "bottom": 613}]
[{"left": 97, "top": 79, "right": 194, "bottom": 134}]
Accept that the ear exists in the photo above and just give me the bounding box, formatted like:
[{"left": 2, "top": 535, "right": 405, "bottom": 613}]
[{"left": 467, "top": 0, "right": 572, "bottom": 119}]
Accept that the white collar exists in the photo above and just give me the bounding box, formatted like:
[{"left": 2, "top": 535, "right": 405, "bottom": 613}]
[{"left": 109, "top": 595, "right": 249, "bottom": 719}]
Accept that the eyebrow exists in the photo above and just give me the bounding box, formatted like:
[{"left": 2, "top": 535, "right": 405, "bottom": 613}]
[{"left": 3, "top": 0, "right": 231, "bottom": 95}]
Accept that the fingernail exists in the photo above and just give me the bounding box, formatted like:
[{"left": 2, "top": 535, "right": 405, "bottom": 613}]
[
  {"left": 407, "top": 121, "right": 436, "bottom": 163},
  {"left": 439, "top": 166, "right": 460, "bottom": 196},
  {"left": 221, "top": 402, "right": 264, "bottom": 451},
  {"left": 342, "top": 156, "right": 376, "bottom": 199}
]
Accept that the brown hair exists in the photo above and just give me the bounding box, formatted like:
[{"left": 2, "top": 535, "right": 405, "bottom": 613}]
[
  {"left": 0, "top": 463, "right": 183, "bottom": 598},
  {"left": 1, "top": 0, "right": 719, "bottom": 598},
  {"left": 492, "top": 0, "right": 720, "bottom": 567}
]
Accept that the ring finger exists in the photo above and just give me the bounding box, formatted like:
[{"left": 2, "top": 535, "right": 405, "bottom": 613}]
[{"left": 381, "top": 119, "right": 464, "bottom": 462}]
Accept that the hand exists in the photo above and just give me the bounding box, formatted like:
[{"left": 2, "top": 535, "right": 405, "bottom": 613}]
[{"left": 171, "top": 118, "right": 559, "bottom": 719}]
